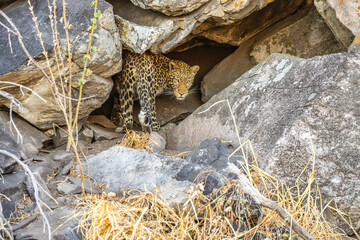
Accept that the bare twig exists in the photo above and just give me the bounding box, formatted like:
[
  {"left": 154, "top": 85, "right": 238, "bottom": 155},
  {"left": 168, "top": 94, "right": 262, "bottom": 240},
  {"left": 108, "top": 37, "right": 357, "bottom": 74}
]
[
  {"left": 0, "top": 150, "right": 53, "bottom": 240},
  {"left": 0, "top": 81, "right": 47, "bottom": 103},
  {"left": 226, "top": 163, "right": 316, "bottom": 240}
]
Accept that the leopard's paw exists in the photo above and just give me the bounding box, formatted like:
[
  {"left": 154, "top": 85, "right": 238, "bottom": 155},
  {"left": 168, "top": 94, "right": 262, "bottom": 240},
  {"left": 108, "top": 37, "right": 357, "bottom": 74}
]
[
  {"left": 152, "top": 121, "right": 160, "bottom": 131},
  {"left": 138, "top": 110, "right": 152, "bottom": 127}
]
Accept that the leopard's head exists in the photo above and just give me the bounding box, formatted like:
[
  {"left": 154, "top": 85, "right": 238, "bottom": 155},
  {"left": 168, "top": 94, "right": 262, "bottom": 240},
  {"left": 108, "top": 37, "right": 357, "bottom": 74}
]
[{"left": 168, "top": 61, "right": 199, "bottom": 100}]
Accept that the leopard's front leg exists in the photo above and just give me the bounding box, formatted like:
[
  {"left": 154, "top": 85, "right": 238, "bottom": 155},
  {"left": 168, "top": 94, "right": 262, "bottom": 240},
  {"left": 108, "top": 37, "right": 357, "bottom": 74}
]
[
  {"left": 117, "top": 80, "right": 135, "bottom": 132},
  {"left": 137, "top": 79, "right": 153, "bottom": 133},
  {"left": 150, "top": 95, "right": 160, "bottom": 131}
]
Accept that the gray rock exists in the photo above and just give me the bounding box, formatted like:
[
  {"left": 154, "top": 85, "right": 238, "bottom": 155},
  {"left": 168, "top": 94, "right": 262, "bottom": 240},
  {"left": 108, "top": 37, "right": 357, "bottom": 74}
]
[
  {"left": 57, "top": 161, "right": 74, "bottom": 177},
  {"left": 25, "top": 172, "right": 58, "bottom": 209},
  {"left": 12, "top": 216, "right": 37, "bottom": 232},
  {"left": 78, "top": 146, "right": 186, "bottom": 193},
  {"left": 79, "top": 127, "right": 94, "bottom": 143},
  {"left": 176, "top": 138, "right": 244, "bottom": 195},
  {"left": 68, "top": 177, "right": 102, "bottom": 194},
  {"left": 0, "top": 170, "right": 26, "bottom": 197},
  {"left": 52, "top": 128, "right": 71, "bottom": 148},
  {"left": 78, "top": 140, "right": 244, "bottom": 204},
  {"left": 314, "top": 0, "right": 354, "bottom": 49},
  {"left": 0, "top": 0, "right": 120, "bottom": 129},
  {"left": 87, "top": 123, "right": 124, "bottom": 141},
  {"left": 148, "top": 132, "right": 166, "bottom": 153},
  {"left": 168, "top": 53, "right": 360, "bottom": 233},
  {"left": 57, "top": 182, "right": 82, "bottom": 195},
  {"left": 0, "top": 123, "right": 22, "bottom": 174},
  {"left": 1, "top": 197, "right": 15, "bottom": 219},
  {"left": 0, "top": 111, "right": 50, "bottom": 158},
  {"left": 52, "top": 150, "right": 75, "bottom": 162},
  {"left": 14, "top": 207, "right": 80, "bottom": 240}
]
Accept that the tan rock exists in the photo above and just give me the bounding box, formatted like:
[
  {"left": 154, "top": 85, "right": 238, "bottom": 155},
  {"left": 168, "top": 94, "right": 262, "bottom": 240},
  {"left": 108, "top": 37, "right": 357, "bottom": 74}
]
[
  {"left": 130, "top": 0, "right": 210, "bottom": 16},
  {"left": 111, "top": 0, "right": 307, "bottom": 53},
  {"left": 0, "top": 0, "right": 121, "bottom": 129},
  {"left": 201, "top": 7, "right": 344, "bottom": 102},
  {"left": 326, "top": 0, "right": 360, "bottom": 36},
  {"left": 250, "top": 8, "right": 344, "bottom": 63}
]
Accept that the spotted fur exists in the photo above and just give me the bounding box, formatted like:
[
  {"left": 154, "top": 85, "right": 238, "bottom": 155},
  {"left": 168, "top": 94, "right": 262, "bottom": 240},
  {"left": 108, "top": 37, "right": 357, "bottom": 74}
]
[{"left": 115, "top": 52, "right": 199, "bottom": 132}]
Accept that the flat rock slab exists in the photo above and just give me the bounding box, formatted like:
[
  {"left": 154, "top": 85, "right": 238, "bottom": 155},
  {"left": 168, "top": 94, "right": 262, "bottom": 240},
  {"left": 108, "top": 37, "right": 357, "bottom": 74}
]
[
  {"left": 78, "top": 139, "right": 244, "bottom": 204},
  {"left": 14, "top": 207, "right": 80, "bottom": 240},
  {"left": 68, "top": 177, "right": 102, "bottom": 194},
  {"left": 57, "top": 182, "right": 82, "bottom": 195},
  {"left": 78, "top": 146, "right": 186, "bottom": 193},
  {"left": 168, "top": 53, "right": 360, "bottom": 233}
]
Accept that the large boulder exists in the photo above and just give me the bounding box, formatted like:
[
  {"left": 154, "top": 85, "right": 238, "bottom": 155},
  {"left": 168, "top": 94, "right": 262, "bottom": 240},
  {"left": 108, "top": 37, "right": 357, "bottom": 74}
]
[
  {"left": 167, "top": 53, "right": 360, "bottom": 233},
  {"left": 0, "top": 0, "right": 121, "bottom": 129},
  {"left": 201, "top": 7, "right": 344, "bottom": 102},
  {"left": 79, "top": 138, "right": 243, "bottom": 203},
  {"left": 110, "top": 0, "right": 307, "bottom": 53}
]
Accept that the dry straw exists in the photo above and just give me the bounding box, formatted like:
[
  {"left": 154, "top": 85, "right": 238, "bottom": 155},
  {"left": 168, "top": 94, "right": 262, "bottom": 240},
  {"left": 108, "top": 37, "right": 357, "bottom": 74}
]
[{"left": 118, "top": 129, "right": 151, "bottom": 153}]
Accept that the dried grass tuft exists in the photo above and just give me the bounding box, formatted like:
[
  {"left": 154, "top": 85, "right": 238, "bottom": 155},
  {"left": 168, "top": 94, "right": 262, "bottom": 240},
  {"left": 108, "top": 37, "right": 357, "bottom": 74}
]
[{"left": 118, "top": 130, "right": 151, "bottom": 152}]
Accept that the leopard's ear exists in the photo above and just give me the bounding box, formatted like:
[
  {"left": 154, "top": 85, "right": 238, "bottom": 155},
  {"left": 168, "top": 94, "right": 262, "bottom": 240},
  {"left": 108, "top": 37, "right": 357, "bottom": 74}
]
[
  {"left": 169, "top": 62, "right": 176, "bottom": 71},
  {"left": 190, "top": 65, "right": 200, "bottom": 74}
]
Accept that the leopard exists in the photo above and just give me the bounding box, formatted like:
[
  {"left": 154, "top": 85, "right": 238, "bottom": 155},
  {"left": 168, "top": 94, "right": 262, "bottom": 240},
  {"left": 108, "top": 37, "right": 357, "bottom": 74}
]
[{"left": 114, "top": 51, "right": 200, "bottom": 132}]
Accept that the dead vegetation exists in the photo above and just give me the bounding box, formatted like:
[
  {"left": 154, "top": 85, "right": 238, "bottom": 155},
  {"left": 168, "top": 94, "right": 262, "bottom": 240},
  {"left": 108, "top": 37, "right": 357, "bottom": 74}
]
[
  {"left": 74, "top": 147, "right": 356, "bottom": 240},
  {"left": 118, "top": 129, "right": 151, "bottom": 152}
]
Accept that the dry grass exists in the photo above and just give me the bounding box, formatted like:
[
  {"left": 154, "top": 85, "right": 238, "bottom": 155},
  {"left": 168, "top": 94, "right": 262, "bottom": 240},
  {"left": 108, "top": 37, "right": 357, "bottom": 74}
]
[
  {"left": 118, "top": 130, "right": 151, "bottom": 152},
  {"left": 75, "top": 154, "right": 355, "bottom": 239}
]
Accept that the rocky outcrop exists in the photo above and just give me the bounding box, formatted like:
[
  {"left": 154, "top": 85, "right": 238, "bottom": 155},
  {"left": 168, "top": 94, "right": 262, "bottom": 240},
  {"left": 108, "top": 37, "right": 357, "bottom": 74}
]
[
  {"left": 111, "top": 0, "right": 307, "bottom": 53},
  {"left": 250, "top": 8, "right": 344, "bottom": 63},
  {"left": 0, "top": 0, "right": 121, "bottom": 129},
  {"left": 168, "top": 53, "right": 360, "bottom": 233},
  {"left": 14, "top": 207, "right": 80, "bottom": 240},
  {"left": 201, "top": 7, "right": 344, "bottom": 102}
]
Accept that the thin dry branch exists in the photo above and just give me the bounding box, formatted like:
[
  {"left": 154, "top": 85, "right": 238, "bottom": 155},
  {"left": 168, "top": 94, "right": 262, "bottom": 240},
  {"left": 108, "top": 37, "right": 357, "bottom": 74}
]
[
  {"left": 226, "top": 162, "right": 316, "bottom": 240},
  {"left": 0, "top": 150, "right": 53, "bottom": 240}
]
